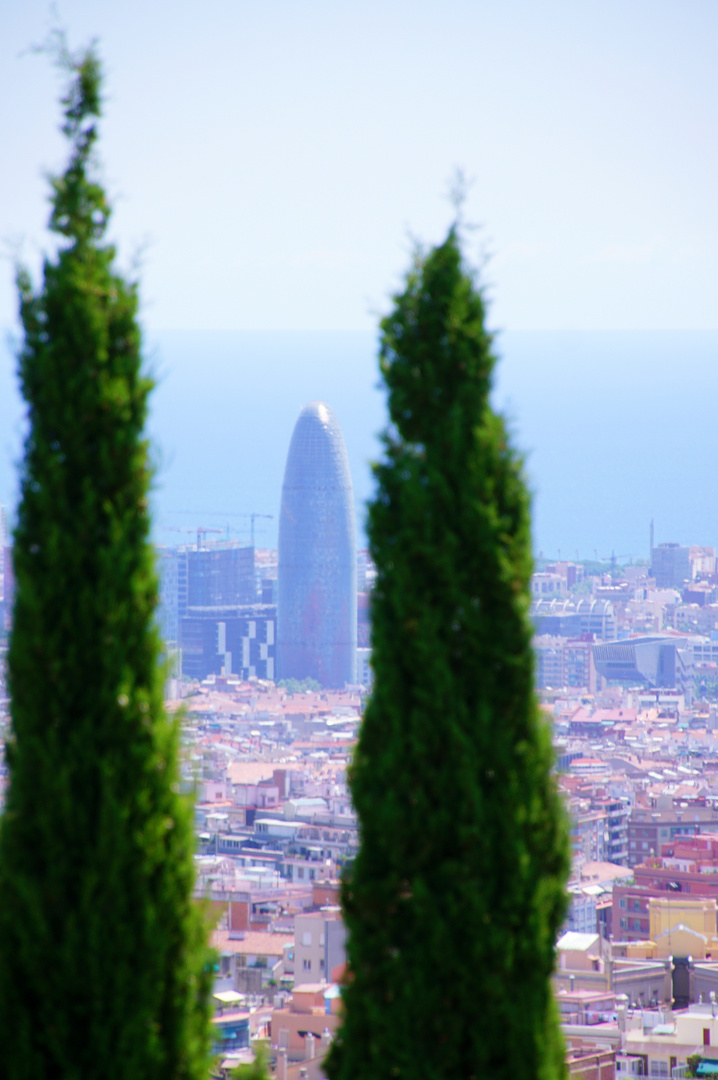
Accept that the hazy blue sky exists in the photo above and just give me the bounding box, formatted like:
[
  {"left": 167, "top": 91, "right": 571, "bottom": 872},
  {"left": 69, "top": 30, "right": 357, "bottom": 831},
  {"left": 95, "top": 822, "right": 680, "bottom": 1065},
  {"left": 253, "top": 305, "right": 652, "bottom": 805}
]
[{"left": 2, "top": 0, "right": 717, "bottom": 333}]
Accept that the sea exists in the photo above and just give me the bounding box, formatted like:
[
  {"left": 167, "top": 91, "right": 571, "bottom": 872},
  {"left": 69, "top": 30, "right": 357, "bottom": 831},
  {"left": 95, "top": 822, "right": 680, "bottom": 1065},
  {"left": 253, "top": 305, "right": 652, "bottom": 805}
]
[{"left": 1, "top": 328, "right": 717, "bottom": 562}]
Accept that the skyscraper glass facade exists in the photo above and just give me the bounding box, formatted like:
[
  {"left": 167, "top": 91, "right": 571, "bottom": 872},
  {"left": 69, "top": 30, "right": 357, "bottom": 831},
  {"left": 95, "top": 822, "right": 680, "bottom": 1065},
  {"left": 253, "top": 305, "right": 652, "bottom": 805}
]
[{"left": 277, "top": 401, "right": 357, "bottom": 688}]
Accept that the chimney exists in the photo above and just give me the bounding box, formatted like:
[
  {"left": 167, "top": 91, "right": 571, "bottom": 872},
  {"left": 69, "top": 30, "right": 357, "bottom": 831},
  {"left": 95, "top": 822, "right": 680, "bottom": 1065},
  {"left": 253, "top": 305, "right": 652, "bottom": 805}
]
[
  {"left": 305, "top": 1033, "right": 316, "bottom": 1060},
  {"left": 277, "top": 1050, "right": 288, "bottom": 1080},
  {"left": 616, "top": 994, "right": 628, "bottom": 1036}
]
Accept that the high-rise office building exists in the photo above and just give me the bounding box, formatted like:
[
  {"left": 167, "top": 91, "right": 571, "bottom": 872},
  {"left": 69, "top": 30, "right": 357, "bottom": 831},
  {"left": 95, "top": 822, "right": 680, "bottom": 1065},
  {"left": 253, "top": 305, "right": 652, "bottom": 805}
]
[
  {"left": 187, "top": 544, "right": 255, "bottom": 607},
  {"left": 651, "top": 542, "right": 691, "bottom": 589},
  {"left": 277, "top": 401, "right": 356, "bottom": 688},
  {"left": 157, "top": 543, "right": 266, "bottom": 680},
  {"left": 180, "top": 604, "right": 276, "bottom": 682}
]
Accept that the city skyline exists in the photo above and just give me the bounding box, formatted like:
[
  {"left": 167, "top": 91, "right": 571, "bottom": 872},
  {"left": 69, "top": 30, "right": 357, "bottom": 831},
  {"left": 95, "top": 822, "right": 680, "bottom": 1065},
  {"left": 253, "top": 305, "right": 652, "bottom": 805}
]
[
  {"left": 4, "top": 327, "right": 718, "bottom": 562},
  {"left": 2, "top": 10, "right": 718, "bottom": 1066}
]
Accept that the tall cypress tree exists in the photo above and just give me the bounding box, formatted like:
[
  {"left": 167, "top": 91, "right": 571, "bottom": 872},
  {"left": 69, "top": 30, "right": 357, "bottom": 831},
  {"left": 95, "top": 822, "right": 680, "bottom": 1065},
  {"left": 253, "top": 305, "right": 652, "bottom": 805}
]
[
  {"left": 0, "top": 46, "right": 213, "bottom": 1079},
  {"left": 327, "top": 227, "right": 569, "bottom": 1080}
]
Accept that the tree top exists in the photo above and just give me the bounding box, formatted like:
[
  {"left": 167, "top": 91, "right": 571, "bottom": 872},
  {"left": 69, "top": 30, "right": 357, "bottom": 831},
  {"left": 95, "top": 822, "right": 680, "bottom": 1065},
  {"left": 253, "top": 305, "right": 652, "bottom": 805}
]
[{"left": 45, "top": 39, "right": 109, "bottom": 247}]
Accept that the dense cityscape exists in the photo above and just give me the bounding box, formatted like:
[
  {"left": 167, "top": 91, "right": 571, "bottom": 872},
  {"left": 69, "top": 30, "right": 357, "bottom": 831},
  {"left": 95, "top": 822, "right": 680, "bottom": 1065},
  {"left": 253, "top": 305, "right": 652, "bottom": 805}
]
[{"left": 3, "top": 394, "right": 718, "bottom": 1078}]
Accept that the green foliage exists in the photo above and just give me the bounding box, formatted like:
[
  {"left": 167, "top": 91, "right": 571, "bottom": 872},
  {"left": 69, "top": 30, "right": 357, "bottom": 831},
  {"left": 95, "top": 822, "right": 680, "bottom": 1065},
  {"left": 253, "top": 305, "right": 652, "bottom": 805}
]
[
  {"left": 0, "top": 45, "right": 213, "bottom": 1079},
  {"left": 580, "top": 561, "right": 606, "bottom": 577},
  {"left": 697, "top": 677, "right": 718, "bottom": 702},
  {"left": 326, "top": 228, "right": 570, "bottom": 1080},
  {"left": 686, "top": 1055, "right": 718, "bottom": 1079},
  {"left": 278, "top": 677, "right": 322, "bottom": 694},
  {"left": 230, "top": 1043, "right": 271, "bottom": 1080}
]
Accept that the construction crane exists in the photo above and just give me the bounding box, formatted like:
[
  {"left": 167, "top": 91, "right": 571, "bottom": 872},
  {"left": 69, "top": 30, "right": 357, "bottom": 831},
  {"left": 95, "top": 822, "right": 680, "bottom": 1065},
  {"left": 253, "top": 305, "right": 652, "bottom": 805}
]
[
  {"left": 200, "top": 512, "right": 274, "bottom": 546},
  {"left": 166, "top": 511, "right": 273, "bottom": 547},
  {"left": 160, "top": 525, "right": 196, "bottom": 542},
  {"left": 599, "top": 552, "right": 638, "bottom": 576},
  {"left": 160, "top": 525, "right": 223, "bottom": 550},
  {"left": 248, "top": 513, "right": 273, "bottom": 547},
  {"left": 195, "top": 527, "right": 223, "bottom": 550}
]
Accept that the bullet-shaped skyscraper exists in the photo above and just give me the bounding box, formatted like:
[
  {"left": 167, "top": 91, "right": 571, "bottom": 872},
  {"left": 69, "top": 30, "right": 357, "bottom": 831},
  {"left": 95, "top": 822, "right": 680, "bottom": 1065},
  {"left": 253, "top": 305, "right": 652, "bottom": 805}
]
[{"left": 277, "top": 401, "right": 356, "bottom": 688}]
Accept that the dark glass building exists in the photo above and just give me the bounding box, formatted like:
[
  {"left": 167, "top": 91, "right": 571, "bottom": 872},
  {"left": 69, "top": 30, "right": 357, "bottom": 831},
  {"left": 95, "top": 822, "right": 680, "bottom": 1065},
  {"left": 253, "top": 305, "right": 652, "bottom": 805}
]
[
  {"left": 277, "top": 401, "right": 356, "bottom": 688},
  {"left": 186, "top": 545, "right": 255, "bottom": 607},
  {"left": 180, "top": 604, "right": 276, "bottom": 681}
]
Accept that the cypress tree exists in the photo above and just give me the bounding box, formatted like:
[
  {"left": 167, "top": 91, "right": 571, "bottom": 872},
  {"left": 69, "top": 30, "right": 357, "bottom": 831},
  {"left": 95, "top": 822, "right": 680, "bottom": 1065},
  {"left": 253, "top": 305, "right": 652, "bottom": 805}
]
[
  {"left": 0, "top": 46, "right": 213, "bottom": 1079},
  {"left": 327, "top": 227, "right": 569, "bottom": 1080}
]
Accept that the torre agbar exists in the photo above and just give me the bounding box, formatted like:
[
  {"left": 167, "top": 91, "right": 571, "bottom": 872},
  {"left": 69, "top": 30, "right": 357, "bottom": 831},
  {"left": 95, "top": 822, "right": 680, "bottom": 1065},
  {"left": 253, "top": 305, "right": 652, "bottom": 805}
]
[{"left": 277, "top": 401, "right": 357, "bottom": 688}]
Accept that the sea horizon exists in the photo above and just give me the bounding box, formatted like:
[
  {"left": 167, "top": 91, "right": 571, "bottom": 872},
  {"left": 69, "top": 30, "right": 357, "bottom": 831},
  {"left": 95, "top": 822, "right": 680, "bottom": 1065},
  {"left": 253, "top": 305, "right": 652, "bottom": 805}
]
[{"left": 2, "top": 328, "right": 717, "bottom": 561}]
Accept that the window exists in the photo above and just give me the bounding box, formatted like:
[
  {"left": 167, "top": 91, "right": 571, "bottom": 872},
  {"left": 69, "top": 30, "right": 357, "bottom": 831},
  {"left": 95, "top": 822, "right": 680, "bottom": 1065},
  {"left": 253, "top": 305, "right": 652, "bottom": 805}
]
[
  {"left": 303, "top": 959, "right": 311, "bottom": 971},
  {"left": 620, "top": 898, "right": 627, "bottom": 909},
  {"left": 302, "top": 931, "right": 312, "bottom": 947},
  {"left": 650, "top": 1062, "right": 668, "bottom": 1077}
]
